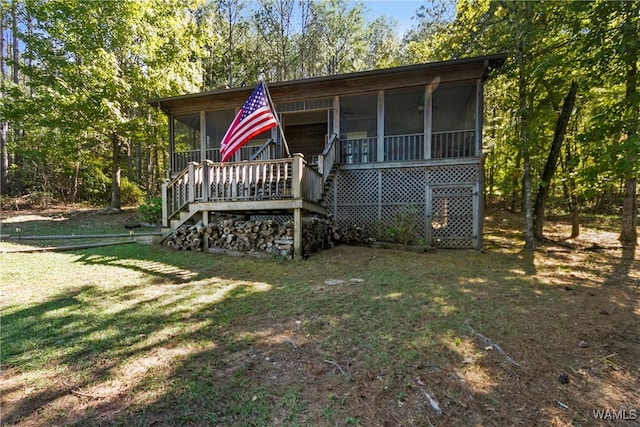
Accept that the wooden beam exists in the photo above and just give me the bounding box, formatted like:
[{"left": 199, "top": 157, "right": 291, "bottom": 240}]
[
  {"left": 377, "top": 91, "right": 384, "bottom": 162},
  {"left": 2, "top": 241, "right": 136, "bottom": 254},
  {"left": 293, "top": 208, "right": 302, "bottom": 258}
]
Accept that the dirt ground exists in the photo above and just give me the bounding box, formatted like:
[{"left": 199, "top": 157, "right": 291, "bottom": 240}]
[{"left": 1, "top": 204, "right": 638, "bottom": 426}]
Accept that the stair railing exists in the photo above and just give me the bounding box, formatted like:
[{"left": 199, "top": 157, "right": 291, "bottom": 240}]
[
  {"left": 249, "top": 138, "right": 278, "bottom": 161},
  {"left": 318, "top": 133, "right": 338, "bottom": 184},
  {"left": 162, "top": 161, "right": 202, "bottom": 227}
]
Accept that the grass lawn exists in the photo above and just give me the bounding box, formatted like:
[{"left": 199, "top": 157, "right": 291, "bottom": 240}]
[{"left": 1, "top": 207, "right": 638, "bottom": 426}]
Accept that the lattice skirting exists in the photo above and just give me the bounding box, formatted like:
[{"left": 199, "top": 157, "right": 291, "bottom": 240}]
[{"left": 326, "top": 164, "right": 481, "bottom": 249}]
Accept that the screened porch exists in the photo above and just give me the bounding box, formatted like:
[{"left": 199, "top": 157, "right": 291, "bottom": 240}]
[{"left": 168, "top": 80, "right": 481, "bottom": 174}]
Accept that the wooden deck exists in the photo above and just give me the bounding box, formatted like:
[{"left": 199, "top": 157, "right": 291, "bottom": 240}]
[{"left": 161, "top": 154, "right": 328, "bottom": 257}]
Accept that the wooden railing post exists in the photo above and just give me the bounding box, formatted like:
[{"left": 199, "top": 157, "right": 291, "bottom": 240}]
[
  {"left": 161, "top": 181, "right": 168, "bottom": 227},
  {"left": 292, "top": 154, "right": 304, "bottom": 259},
  {"left": 188, "top": 162, "right": 196, "bottom": 202},
  {"left": 291, "top": 153, "right": 304, "bottom": 199},
  {"left": 202, "top": 161, "right": 210, "bottom": 201}
]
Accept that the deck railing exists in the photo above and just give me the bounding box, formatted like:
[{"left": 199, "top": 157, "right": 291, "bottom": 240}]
[
  {"left": 206, "top": 158, "right": 293, "bottom": 201},
  {"left": 338, "top": 130, "right": 477, "bottom": 163},
  {"left": 172, "top": 143, "right": 273, "bottom": 174},
  {"left": 432, "top": 129, "right": 476, "bottom": 158},
  {"left": 162, "top": 154, "right": 322, "bottom": 226},
  {"left": 340, "top": 137, "right": 377, "bottom": 164},
  {"left": 384, "top": 133, "right": 425, "bottom": 161}
]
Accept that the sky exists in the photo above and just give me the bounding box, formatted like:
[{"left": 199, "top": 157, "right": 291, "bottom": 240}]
[{"left": 357, "top": 0, "right": 428, "bottom": 36}]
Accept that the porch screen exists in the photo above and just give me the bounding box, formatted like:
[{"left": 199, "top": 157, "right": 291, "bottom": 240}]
[
  {"left": 384, "top": 87, "right": 425, "bottom": 161},
  {"left": 339, "top": 93, "right": 377, "bottom": 139},
  {"left": 172, "top": 113, "right": 201, "bottom": 172},
  {"left": 431, "top": 83, "right": 477, "bottom": 158},
  {"left": 384, "top": 87, "right": 424, "bottom": 135},
  {"left": 340, "top": 93, "right": 377, "bottom": 163},
  {"left": 432, "top": 83, "right": 476, "bottom": 132},
  {"left": 206, "top": 110, "right": 235, "bottom": 146},
  {"left": 173, "top": 113, "right": 200, "bottom": 153},
  {"left": 206, "top": 109, "right": 235, "bottom": 162}
]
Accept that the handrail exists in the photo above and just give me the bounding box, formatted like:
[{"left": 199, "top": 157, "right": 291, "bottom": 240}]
[
  {"left": 322, "top": 133, "right": 338, "bottom": 156},
  {"left": 249, "top": 138, "right": 278, "bottom": 161},
  {"left": 318, "top": 133, "right": 338, "bottom": 181},
  {"left": 162, "top": 161, "right": 201, "bottom": 226},
  {"left": 167, "top": 161, "right": 198, "bottom": 188}
]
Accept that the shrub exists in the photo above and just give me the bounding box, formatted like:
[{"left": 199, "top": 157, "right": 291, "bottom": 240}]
[
  {"left": 120, "top": 177, "right": 145, "bottom": 206},
  {"left": 138, "top": 197, "right": 162, "bottom": 224}
]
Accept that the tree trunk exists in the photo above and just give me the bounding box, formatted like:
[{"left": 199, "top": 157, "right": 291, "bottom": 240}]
[
  {"left": 562, "top": 138, "right": 580, "bottom": 239},
  {"left": 518, "top": 38, "right": 534, "bottom": 250},
  {"left": 12, "top": 1, "right": 18, "bottom": 84},
  {"left": 110, "top": 133, "right": 122, "bottom": 210},
  {"left": 619, "top": 0, "right": 638, "bottom": 246},
  {"left": 620, "top": 178, "right": 637, "bottom": 245},
  {"left": 533, "top": 81, "right": 578, "bottom": 240},
  {"left": 510, "top": 152, "right": 521, "bottom": 213},
  {"left": 0, "top": 6, "right": 8, "bottom": 195},
  {"left": 69, "top": 161, "right": 80, "bottom": 203}
]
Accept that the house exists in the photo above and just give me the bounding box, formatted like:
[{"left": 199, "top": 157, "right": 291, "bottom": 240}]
[{"left": 151, "top": 54, "right": 506, "bottom": 257}]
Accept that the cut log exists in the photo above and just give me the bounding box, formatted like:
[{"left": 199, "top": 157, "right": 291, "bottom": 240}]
[{"left": 164, "top": 214, "right": 339, "bottom": 257}]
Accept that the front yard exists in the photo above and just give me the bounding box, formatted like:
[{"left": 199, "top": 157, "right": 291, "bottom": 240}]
[{"left": 1, "top": 207, "right": 638, "bottom": 426}]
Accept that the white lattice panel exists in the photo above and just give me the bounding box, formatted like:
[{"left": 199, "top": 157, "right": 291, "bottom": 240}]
[
  {"left": 380, "top": 204, "right": 427, "bottom": 240},
  {"left": 335, "top": 205, "right": 378, "bottom": 230},
  {"left": 337, "top": 170, "right": 379, "bottom": 204},
  {"left": 428, "top": 164, "right": 478, "bottom": 185},
  {"left": 381, "top": 168, "right": 426, "bottom": 204},
  {"left": 430, "top": 186, "right": 475, "bottom": 248},
  {"left": 331, "top": 165, "right": 479, "bottom": 249}
]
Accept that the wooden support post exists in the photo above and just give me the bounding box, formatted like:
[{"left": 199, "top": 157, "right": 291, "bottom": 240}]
[
  {"left": 188, "top": 162, "right": 196, "bottom": 202},
  {"left": 291, "top": 153, "right": 303, "bottom": 199},
  {"left": 377, "top": 90, "right": 385, "bottom": 162},
  {"left": 294, "top": 207, "right": 302, "bottom": 259},
  {"left": 161, "top": 182, "right": 168, "bottom": 227}
]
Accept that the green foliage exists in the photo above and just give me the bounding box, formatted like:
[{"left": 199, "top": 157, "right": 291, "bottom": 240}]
[
  {"left": 119, "top": 177, "right": 145, "bottom": 206},
  {"left": 384, "top": 206, "right": 418, "bottom": 245},
  {"left": 137, "top": 197, "right": 163, "bottom": 224}
]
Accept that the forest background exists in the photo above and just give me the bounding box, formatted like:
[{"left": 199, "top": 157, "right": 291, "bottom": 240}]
[{"left": 0, "top": 0, "right": 638, "bottom": 247}]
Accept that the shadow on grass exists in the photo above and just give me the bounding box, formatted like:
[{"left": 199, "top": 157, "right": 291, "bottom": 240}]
[{"left": 1, "top": 231, "right": 638, "bottom": 426}]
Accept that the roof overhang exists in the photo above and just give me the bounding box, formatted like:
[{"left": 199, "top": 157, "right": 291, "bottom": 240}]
[{"left": 150, "top": 53, "right": 507, "bottom": 115}]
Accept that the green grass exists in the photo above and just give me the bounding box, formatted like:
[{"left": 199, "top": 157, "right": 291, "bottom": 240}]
[{"left": 1, "top": 210, "right": 639, "bottom": 426}]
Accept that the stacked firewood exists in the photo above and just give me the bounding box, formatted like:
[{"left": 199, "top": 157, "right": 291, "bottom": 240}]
[
  {"left": 332, "top": 224, "right": 374, "bottom": 245},
  {"left": 165, "top": 215, "right": 336, "bottom": 258}
]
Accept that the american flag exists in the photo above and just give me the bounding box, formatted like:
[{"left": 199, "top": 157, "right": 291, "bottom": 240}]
[{"left": 220, "top": 83, "right": 278, "bottom": 163}]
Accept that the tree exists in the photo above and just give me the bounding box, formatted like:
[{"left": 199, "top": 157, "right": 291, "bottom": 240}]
[
  {"left": 578, "top": 0, "right": 639, "bottom": 245},
  {"left": 0, "top": 0, "right": 8, "bottom": 194},
  {"left": 14, "top": 0, "right": 203, "bottom": 208},
  {"left": 533, "top": 81, "right": 578, "bottom": 240},
  {"left": 253, "top": 0, "right": 297, "bottom": 81}
]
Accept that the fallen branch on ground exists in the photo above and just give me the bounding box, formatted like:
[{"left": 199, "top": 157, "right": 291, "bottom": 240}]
[
  {"left": 62, "top": 380, "right": 108, "bottom": 399},
  {"left": 323, "top": 359, "right": 347, "bottom": 375},
  {"left": 465, "top": 320, "right": 520, "bottom": 367}
]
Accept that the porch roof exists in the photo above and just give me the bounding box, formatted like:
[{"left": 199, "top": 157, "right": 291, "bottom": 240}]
[{"left": 150, "top": 53, "right": 507, "bottom": 115}]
